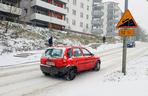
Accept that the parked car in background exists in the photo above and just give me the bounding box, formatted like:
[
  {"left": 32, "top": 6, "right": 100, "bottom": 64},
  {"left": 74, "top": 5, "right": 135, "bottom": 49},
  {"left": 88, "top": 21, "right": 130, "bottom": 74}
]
[
  {"left": 127, "top": 41, "right": 135, "bottom": 48},
  {"left": 127, "top": 37, "right": 136, "bottom": 48},
  {"left": 40, "top": 46, "right": 101, "bottom": 80}
]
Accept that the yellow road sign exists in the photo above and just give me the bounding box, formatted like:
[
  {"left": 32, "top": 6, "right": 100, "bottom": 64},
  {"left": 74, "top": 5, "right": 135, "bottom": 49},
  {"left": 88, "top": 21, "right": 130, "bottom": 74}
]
[
  {"left": 116, "top": 9, "right": 138, "bottom": 28},
  {"left": 119, "top": 29, "right": 135, "bottom": 37}
]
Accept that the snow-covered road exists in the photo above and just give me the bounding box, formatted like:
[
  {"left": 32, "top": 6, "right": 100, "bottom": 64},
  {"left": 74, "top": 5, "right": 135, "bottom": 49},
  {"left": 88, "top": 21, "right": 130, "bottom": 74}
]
[{"left": 0, "top": 42, "right": 148, "bottom": 96}]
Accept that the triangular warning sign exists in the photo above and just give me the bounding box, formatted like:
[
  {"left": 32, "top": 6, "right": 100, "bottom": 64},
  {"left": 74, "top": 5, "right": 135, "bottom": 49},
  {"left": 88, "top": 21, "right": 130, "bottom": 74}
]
[{"left": 116, "top": 9, "right": 138, "bottom": 28}]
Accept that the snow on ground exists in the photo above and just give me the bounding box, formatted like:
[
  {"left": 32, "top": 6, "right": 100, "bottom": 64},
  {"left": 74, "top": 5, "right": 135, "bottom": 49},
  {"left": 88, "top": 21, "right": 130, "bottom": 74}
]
[
  {"left": 53, "top": 52, "right": 148, "bottom": 96},
  {"left": 104, "top": 56, "right": 148, "bottom": 82},
  {"left": 86, "top": 42, "right": 122, "bottom": 54},
  {"left": 0, "top": 42, "right": 148, "bottom": 96},
  {"left": 0, "top": 43, "right": 122, "bottom": 66},
  {"left": 97, "top": 43, "right": 122, "bottom": 52},
  {"left": 0, "top": 50, "right": 44, "bottom": 67}
]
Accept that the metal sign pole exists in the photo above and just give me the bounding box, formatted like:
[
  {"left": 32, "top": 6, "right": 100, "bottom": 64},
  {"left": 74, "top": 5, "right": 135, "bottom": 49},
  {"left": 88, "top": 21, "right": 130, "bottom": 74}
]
[
  {"left": 122, "top": 0, "right": 128, "bottom": 75},
  {"left": 122, "top": 32, "right": 127, "bottom": 75}
]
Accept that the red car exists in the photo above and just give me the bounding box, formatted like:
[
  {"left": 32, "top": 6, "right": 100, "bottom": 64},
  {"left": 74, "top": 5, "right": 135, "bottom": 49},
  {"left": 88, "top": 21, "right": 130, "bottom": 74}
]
[{"left": 40, "top": 46, "right": 101, "bottom": 80}]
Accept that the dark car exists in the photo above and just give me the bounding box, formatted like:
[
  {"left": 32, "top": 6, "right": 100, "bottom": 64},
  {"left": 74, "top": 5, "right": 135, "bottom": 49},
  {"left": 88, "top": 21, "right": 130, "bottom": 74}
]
[
  {"left": 40, "top": 46, "right": 101, "bottom": 80},
  {"left": 127, "top": 41, "right": 135, "bottom": 48}
]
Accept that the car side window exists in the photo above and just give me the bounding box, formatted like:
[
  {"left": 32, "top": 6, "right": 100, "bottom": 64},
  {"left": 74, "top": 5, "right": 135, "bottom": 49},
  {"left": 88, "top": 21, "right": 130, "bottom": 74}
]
[
  {"left": 73, "top": 48, "right": 82, "bottom": 57},
  {"left": 82, "top": 48, "right": 92, "bottom": 56},
  {"left": 67, "top": 48, "right": 73, "bottom": 58}
]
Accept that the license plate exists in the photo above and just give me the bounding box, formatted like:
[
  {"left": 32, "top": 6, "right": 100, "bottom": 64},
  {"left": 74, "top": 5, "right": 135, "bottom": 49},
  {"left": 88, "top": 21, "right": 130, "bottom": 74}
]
[{"left": 46, "top": 62, "right": 54, "bottom": 66}]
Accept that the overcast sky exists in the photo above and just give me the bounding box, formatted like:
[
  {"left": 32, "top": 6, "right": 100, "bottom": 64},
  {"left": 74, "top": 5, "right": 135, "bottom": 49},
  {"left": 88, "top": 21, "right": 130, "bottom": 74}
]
[{"left": 103, "top": 0, "right": 148, "bottom": 33}]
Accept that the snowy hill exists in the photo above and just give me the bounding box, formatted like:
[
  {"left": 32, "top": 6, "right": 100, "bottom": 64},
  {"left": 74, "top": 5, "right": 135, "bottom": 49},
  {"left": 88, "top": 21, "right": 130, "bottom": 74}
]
[{"left": 0, "top": 21, "right": 117, "bottom": 55}]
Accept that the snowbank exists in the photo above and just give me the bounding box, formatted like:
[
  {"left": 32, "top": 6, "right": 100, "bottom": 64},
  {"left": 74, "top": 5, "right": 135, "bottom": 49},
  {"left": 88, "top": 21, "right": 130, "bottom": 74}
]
[
  {"left": 86, "top": 43, "right": 122, "bottom": 54},
  {"left": 0, "top": 50, "right": 44, "bottom": 67},
  {"left": 51, "top": 55, "right": 148, "bottom": 96}
]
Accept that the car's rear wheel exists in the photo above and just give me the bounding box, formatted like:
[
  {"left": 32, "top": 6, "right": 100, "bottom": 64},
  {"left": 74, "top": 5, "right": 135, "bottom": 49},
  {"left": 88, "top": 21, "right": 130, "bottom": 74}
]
[
  {"left": 64, "top": 69, "right": 77, "bottom": 80},
  {"left": 93, "top": 61, "right": 101, "bottom": 71},
  {"left": 42, "top": 72, "right": 50, "bottom": 76}
]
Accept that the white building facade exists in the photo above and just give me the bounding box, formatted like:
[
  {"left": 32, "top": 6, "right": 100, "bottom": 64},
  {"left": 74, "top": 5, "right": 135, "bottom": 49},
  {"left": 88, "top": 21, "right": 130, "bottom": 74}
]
[
  {"left": 92, "top": 0, "right": 104, "bottom": 35},
  {"left": 0, "top": 0, "right": 93, "bottom": 33},
  {"left": 0, "top": 0, "right": 22, "bottom": 22},
  {"left": 65, "top": 0, "right": 93, "bottom": 33},
  {"left": 92, "top": 1, "right": 122, "bottom": 36},
  {"left": 102, "top": 2, "right": 122, "bottom": 36},
  {"left": 20, "top": 0, "right": 67, "bottom": 30}
]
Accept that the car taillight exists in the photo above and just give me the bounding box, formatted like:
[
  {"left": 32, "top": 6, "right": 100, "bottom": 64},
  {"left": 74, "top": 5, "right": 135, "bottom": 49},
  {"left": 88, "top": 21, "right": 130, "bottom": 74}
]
[{"left": 40, "top": 57, "right": 47, "bottom": 65}]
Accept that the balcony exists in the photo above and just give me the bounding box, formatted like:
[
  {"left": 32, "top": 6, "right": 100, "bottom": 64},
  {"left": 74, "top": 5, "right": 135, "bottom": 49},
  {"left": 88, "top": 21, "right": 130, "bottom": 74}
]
[
  {"left": 93, "top": 4, "right": 104, "bottom": 10},
  {"left": 114, "top": 6, "right": 120, "bottom": 11},
  {"left": 93, "top": 11, "right": 104, "bottom": 18},
  {"left": 31, "top": 0, "right": 67, "bottom": 15},
  {"left": 0, "top": 3, "right": 22, "bottom": 15},
  {"left": 114, "top": 11, "right": 122, "bottom": 18},
  {"left": 93, "top": 0, "right": 102, "bottom": 3},
  {"left": 92, "top": 28, "right": 103, "bottom": 34},
  {"left": 59, "top": 0, "right": 68, "bottom": 3},
  {"left": 30, "top": 13, "right": 67, "bottom": 26},
  {"left": 92, "top": 19, "right": 103, "bottom": 25},
  {"left": 106, "top": 26, "right": 115, "bottom": 32}
]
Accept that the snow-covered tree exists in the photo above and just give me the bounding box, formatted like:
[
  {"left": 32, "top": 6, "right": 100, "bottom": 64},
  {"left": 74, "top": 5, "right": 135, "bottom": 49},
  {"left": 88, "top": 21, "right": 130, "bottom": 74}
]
[{"left": 135, "top": 27, "right": 148, "bottom": 42}]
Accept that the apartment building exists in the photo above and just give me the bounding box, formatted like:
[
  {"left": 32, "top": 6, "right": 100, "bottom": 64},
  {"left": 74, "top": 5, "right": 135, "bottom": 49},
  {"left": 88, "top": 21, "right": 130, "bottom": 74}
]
[
  {"left": 102, "top": 2, "right": 122, "bottom": 36},
  {"left": 20, "top": 0, "right": 67, "bottom": 30},
  {"left": 92, "top": 1, "right": 122, "bottom": 36},
  {"left": 0, "top": 0, "right": 22, "bottom": 22},
  {"left": 92, "top": 0, "right": 104, "bottom": 35},
  {"left": 0, "top": 0, "right": 93, "bottom": 32},
  {"left": 65, "top": 0, "right": 92, "bottom": 33}
]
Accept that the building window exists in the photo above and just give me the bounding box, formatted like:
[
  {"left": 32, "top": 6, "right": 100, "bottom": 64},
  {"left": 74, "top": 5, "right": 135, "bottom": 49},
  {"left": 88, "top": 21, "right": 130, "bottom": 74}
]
[
  {"left": 80, "top": 22, "right": 83, "bottom": 27},
  {"left": 66, "top": 17, "right": 69, "bottom": 23},
  {"left": 72, "top": 19, "right": 76, "bottom": 25},
  {"left": 87, "top": 5, "right": 89, "bottom": 10},
  {"left": 72, "top": 9, "right": 76, "bottom": 15},
  {"left": 86, "top": 14, "right": 89, "bottom": 19},
  {"left": 73, "top": 0, "right": 77, "bottom": 5},
  {"left": 86, "top": 24, "right": 89, "bottom": 28},
  {"left": 66, "top": 7, "right": 69, "bottom": 13},
  {"left": 80, "top": 12, "right": 83, "bottom": 18},
  {"left": 80, "top": 2, "right": 84, "bottom": 8}
]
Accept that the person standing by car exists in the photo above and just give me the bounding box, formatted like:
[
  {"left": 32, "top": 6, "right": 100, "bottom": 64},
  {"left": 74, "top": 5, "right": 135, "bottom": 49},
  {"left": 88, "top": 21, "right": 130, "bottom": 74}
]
[{"left": 48, "top": 36, "right": 53, "bottom": 47}]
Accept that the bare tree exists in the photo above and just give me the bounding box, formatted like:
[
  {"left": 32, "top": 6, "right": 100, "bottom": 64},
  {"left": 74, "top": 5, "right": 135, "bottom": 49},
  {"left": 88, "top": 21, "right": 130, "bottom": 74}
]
[
  {"left": 135, "top": 27, "right": 148, "bottom": 42},
  {"left": 4, "top": 0, "right": 20, "bottom": 33}
]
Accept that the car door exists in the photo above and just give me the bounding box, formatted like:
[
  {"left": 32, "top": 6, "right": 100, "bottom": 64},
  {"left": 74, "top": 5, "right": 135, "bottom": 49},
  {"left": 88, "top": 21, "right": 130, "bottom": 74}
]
[
  {"left": 72, "top": 47, "right": 86, "bottom": 72},
  {"left": 81, "top": 48, "right": 96, "bottom": 70}
]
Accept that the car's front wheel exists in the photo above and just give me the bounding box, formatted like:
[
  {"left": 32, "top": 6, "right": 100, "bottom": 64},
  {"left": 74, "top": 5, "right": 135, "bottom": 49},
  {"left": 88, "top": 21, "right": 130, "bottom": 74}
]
[
  {"left": 64, "top": 69, "right": 77, "bottom": 80},
  {"left": 93, "top": 60, "right": 101, "bottom": 71}
]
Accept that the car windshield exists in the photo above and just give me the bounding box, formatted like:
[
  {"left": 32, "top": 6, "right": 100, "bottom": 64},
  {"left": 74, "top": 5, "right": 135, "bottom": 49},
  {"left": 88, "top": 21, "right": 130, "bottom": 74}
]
[{"left": 45, "top": 48, "right": 64, "bottom": 58}]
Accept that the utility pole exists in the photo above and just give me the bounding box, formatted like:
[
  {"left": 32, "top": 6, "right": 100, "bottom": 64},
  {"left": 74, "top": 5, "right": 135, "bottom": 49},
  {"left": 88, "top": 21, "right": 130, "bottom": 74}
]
[{"left": 122, "top": 0, "right": 128, "bottom": 75}]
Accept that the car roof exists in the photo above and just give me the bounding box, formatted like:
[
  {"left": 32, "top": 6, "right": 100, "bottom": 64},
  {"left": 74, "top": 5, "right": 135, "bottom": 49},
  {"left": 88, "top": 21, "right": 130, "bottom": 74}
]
[{"left": 46, "top": 46, "right": 84, "bottom": 49}]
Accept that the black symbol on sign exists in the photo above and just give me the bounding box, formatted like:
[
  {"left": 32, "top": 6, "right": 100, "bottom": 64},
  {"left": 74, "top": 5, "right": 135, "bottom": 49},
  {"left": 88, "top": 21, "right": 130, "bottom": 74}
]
[{"left": 119, "top": 18, "right": 136, "bottom": 27}]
